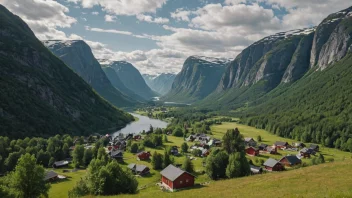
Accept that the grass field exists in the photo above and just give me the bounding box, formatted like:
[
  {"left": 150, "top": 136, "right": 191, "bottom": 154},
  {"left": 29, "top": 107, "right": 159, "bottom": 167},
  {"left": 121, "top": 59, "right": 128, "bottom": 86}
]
[{"left": 49, "top": 121, "right": 352, "bottom": 198}]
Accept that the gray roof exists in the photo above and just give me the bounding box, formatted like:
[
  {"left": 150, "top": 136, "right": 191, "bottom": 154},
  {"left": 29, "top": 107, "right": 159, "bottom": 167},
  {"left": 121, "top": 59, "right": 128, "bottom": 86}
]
[
  {"left": 264, "top": 158, "right": 280, "bottom": 167},
  {"left": 281, "top": 155, "right": 301, "bottom": 165},
  {"left": 250, "top": 165, "right": 263, "bottom": 173},
  {"left": 53, "top": 160, "right": 69, "bottom": 167},
  {"left": 44, "top": 170, "right": 58, "bottom": 181},
  {"left": 274, "top": 141, "right": 288, "bottom": 146},
  {"left": 111, "top": 150, "right": 123, "bottom": 157},
  {"left": 135, "top": 164, "right": 148, "bottom": 172},
  {"left": 244, "top": 137, "right": 254, "bottom": 142},
  {"left": 160, "top": 164, "right": 194, "bottom": 181},
  {"left": 127, "top": 163, "right": 136, "bottom": 170},
  {"left": 310, "top": 144, "right": 319, "bottom": 149}
]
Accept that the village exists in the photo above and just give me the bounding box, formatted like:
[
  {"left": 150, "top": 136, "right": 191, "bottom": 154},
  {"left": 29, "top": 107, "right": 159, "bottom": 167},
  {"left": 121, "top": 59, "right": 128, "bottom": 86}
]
[{"left": 45, "top": 113, "right": 345, "bottom": 197}]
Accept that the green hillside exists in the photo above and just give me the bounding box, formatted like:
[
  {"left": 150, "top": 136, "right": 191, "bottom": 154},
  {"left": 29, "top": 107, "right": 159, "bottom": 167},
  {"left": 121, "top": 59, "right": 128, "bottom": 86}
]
[{"left": 0, "top": 5, "right": 133, "bottom": 138}]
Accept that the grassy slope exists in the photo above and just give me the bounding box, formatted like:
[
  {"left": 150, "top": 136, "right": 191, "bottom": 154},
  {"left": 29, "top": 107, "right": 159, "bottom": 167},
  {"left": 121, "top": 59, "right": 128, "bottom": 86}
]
[{"left": 50, "top": 121, "right": 351, "bottom": 198}]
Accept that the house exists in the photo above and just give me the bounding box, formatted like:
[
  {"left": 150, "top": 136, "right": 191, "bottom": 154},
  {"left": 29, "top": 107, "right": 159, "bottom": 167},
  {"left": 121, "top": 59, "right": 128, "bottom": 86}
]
[
  {"left": 258, "top": 143, "right": 268, "bottom": 151},
  {"left": 52, "top": 160, "right": 69, "bottom": 168},
  {"left": 127, "top": 164, "right": 150, "bottom": 176},
  {"left": 207, "top": 139, "right": 222, "bottom": 147},
  {"left": 137, "top": 151, "right": 151, "bottom": 160},
  {"left": 186, "top": 135, "right": 196, "bottom": 142},
  {"left": 201, "top": 148, "right": 210, "bottom": 157},
  {"left": 274, "top": 141, "right": 290, "bottom": 149},
  {"left": 110, "top": 150, "right": 123, "bottom": 159},
  {"left": 160, "top": 164, "right": 195, "bottom": 191},
  {"left": 310, "top": 144, "right": 320, "bottom": 152},
  {"left": 244, "top": 138, "right": 257, "bottom": 147},
  {"left": 263, "top": 158, "right": 284, "bottom": 171},
  {"left": 250, "top": 165, "right": 263, "bottom": 174},
  {"left": 133, "top": 135, "right": 142, "bottom": 141},
  {"left": 293, "top": 142, "right": 306, "bottom": 148},
  {"left": 266, "top": 146, "right": 277, "bottom": 154},
  {"left": 44, "top": 170, "right": 58, "bottom": 182},
  {"left": 279, "top": 155, "right": 302, "bottom": 167},
  {"left": 246, "top": 147, "right": 259, "bottom": 156},
  {"left": 170, "top": 146, "right": 179, "bottom": 156},
  {"left": 299, "top": 148, "right": 315, "bottom": 158}
]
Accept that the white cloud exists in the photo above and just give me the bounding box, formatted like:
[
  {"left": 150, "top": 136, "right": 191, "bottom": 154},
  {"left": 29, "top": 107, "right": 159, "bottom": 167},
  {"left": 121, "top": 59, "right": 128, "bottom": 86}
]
[
  {"left": 170, "top": 8, "right": 193, "bottom": 22},
  {"left": 0, "top": 0, "right": 77, "bottom": 40},
  {"left": 91, "top": 11, "right": 99, "bottom": 15},
  {"left": 72, "top": 0, "right": 167, "bottom": 16},
  {"left": 85, "top": 26, "right": 133, "bottom": 36},
  {"left": 104, "top": 14, "right": 116, "bottom": 22},
  {"left": 136, "top": 14, "right": 169, "bottom": 24}
]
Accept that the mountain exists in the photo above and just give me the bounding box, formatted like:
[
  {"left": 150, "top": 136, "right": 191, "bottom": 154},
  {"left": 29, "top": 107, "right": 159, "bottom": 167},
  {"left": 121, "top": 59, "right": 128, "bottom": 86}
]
[
  {"left": 102, "top": 66, "right": 146, "bottom": 102},
  {"left": 143, "top": 73, "right": 176, "bottom": 95},
  {"left": 163, "top": 56, "right": 229, "bottom": 103},
  {"left": 43, "top": 40, "right": 136, "bottom": 107},
  {"left": 0, "top": 5, "right": 133, "bottom": 138},
  {"left": 102, "top": 61, "right": 157, "bottom": 100}
]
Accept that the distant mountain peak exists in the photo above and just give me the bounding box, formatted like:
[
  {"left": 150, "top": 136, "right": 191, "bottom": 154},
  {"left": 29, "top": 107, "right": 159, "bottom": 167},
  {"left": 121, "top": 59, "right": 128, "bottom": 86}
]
[
  {"left": 42, "top": 40, "right": 85, "bottom": 48},
  {"left": 255, "top": 27, "right": 316, "bottom": 45},
  {"left": 190, "top": 55, "right": 232, "bottom": 65}
]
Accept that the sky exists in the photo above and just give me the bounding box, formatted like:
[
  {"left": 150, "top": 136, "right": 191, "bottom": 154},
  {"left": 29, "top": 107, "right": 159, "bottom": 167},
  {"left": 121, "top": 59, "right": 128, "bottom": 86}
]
[{"left": 0, "top": 0, "right": 351, "bottom": 75}]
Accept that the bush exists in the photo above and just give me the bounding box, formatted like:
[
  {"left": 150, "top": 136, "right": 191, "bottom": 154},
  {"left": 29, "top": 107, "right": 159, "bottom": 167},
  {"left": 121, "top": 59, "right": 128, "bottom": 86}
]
[
  {"left": 130, "top": 143, "right": 139, "bottom": 153},
  {"left": 172, "top": 128, "right": 184, "bottom": 137}
]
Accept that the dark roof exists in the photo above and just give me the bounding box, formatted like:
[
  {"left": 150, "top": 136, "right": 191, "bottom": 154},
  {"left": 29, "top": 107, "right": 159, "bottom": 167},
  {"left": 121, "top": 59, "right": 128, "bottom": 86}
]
[
  {"left": 281, "top": 155, "right": 301, "bottom": 165},
  {"left": 111, "top": 150, "right": 123, "bottom": 157},
  {"left": 300, "top": 147, "right": 314, "bottom": 154},
  {"left": 44, "top": 170, "right": 58, "bottom": 181},
  {"left": 160, "top": 164, "right": 194, "bottom": 181},
  {"left": 274, "top": 141, "right": 288, "bottom": 146},
  {"left": 259, "top": 143, "right": 268, "bottom": 147},
  {"left": 53, "top": 160, "right": 69, "bottom": 167},
  {"left": 264, "top": 158, "right": 280, "bottom": 167}
]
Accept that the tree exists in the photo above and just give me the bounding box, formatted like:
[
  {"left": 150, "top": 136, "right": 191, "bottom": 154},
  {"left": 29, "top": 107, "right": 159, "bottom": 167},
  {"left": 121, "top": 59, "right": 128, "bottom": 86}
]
[
  {"left": 222, "top": 128, "right": 245, "bottom": 154},
  {"left": 48, "top": 157, "right": 55, "bottom": 167},
  {"left": 73, "top": 145, "right": 85, "bottom": 168},
  {"left": 181, "top": 142, "right": 189, "bottom": 153},
  {"left": 347, "top": 138, "right": 352, "bottom": 152},
  {"left": 5, "top": 152, "right": 21, "bottom": 171},
  {"left": 172, "top": 127, "right": 184, "bottom": 137},
  {"left": 151, "top": 152, "right": 163, "bottom": 170},
  {"left": 163, "top": 135, "right": 168, "bottom": 143},
  {"left": 10, "top": 153, "right": 50, "bottom": 198},
  {"left": 192, "top": 149, "right": 202, "bottom": 157},
  {"left": 163, "top": 150, "right": 172, "bottom": 168},
  {"left": 130, "top": 143, "right": 139, "bottom": 153},
  {"left": 83, "top": 149, "right": 93, "bottom": 167},
  {"left": 62, "top": 143, "right": 69, "bottom": 158},
  {"left": 206, "top": 151, "right": 229, "bottom": 180},
  {"left": 36, "top": 150, "right": 51, "bottom": 167},
  {"left": 182, "top": 157, "right": 194, "bottom": 172},
  {"left": 257, "top": 135, "right": 262, "bottom": 142},
  {"left": 226, "top": 152, "right": 250, "bottom": 178}
]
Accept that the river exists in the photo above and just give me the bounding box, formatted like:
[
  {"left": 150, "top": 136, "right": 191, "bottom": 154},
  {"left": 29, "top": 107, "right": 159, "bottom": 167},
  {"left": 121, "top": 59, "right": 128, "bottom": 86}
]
[{"left": 112, "top": 113, "right": 168, "bottom": 137}]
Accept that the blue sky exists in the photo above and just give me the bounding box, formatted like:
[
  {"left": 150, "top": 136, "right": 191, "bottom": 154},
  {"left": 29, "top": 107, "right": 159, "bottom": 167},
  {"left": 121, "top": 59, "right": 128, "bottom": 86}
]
[{"left": 1, "top": 0, "right": 351, "bottom": 74}]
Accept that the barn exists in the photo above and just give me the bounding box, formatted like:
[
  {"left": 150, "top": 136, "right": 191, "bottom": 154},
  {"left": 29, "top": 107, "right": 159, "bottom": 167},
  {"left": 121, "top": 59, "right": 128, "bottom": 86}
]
[
  {"left": 274, "top": 141, "right": 290, "bottom": 149},
  {"left": 279, "top": 155, "right": 302, "bottom": 167},
  {"left": 246, "top": 147, "right": 259, "bottom": 156},
  {"left": 160, "top": 164, "right": 195, "bottom": 191},
  {"left": 264, "top": 158, "right": 284, "bottom": 171},
  {"left": 137, "top": 151, "right": 151, "bottom": 160},
  {"left": 44, "top": 170, "right": 58, "bottom": 182}
]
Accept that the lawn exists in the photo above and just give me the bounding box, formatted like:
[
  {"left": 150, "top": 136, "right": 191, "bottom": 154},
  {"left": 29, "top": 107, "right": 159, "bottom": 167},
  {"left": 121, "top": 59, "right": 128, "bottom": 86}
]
[
  {"left": 49, "top": 121, "right": 352, "bottom": 198},
  {"left": 48, "top": 170, "right": 86, "bottom": 198}
]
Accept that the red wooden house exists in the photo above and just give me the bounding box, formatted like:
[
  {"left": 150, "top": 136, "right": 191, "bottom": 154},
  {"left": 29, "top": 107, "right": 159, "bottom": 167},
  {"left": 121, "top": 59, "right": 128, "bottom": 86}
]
[
  {"left": 137, "top": 151, "right": 151, "bottom": 160},
  {"left": 160, "top": 164, "right": 195, "bottom": 191},
  {"left": 133, "top": 135, "right": 142, "bottom": 141},
  {"left": 246, "top": 147, "right": 259, "bottom": 156},
  {"left": 264, "top": 158, "right": 284, "bottom": 171},
  {"left": 279, "top": 155, "right": 302, "bottom": 167}
]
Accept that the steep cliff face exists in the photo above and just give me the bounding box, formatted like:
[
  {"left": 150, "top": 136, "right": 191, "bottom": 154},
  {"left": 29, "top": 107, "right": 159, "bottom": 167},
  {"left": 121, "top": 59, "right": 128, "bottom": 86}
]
[
  {"left": 218, "top": 28, "right": 315, "bottom": 92},
  {"left": 102, "top": 66, "right": 146, "bottom": 102},
  {"left": 164, "top": 56, "right": 228, "bottom": 103},
  {"left": 310, "top": 7, "right": 352, "bottom": 70},
  {"left": 0, "top": 5, "right": 133, "bottom": 138},
  {"left": 143, "top": 73, "right": 176, "bottom": 95},
  {"left": 104, "top": 61, "right": 157, "bottom": 100},
  {"left": 44, "top": 40, "right": 136, "bottom": 107}
]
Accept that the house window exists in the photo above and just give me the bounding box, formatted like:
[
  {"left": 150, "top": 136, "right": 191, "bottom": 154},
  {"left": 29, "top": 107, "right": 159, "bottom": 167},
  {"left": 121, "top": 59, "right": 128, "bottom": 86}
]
[
  {"left": 186, "top": 179, "right": 189, "bottom": 183},
  {"left": 180, "top": 181, "right": 183, "bottom": 184}
]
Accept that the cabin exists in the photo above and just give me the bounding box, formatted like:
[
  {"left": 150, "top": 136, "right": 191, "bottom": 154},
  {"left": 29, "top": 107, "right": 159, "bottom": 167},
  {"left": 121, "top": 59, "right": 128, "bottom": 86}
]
[
  {"left": 250, "top": 165, "right": 263, "bottom": 174},
  {"left": 207, "top": 139, "right": 222, "bottom": 147},
  {"left": 137, "top": 151, "right": 151, "bottom": 160},
  {"left": 299, "top": 148, "right": 315, "bottom": 158},
  {"left": 127, "top": 164, "right": 150, "bottom": 176},
  {"left": 246, "top": 147, "right": 259, "bottom": 156},
  {"left": 279, "top": 155, "right": 302, "bottom": 167},
  {"left": 309, "top": 144, "right": 320, "bottom": 152},
  {"left": 110, "top": 150, "right": 123, "bottom": 159},
  {"left": 133, "top": 135, "right": 142, "bottom": 141},
  {"left": 170, "top": 146, "right": 179, "bottom": 156},
  {"left": 258, "top": 143, "right": 268, "bottom": 151},
  {"left": 52, "top": 160, "right": 69, "bottom": 168},
  {"left": 263, "top": 158, "right": 284, "bottom": 171},
  {"left": 274, "top": 141, "right": 290, "bottom": 149},
  {"left": 186, "top": 135, "right": 196, "bottom": 142},
  {"left": 266, "top": 146, "right": 277, "bottom": 154},
  {"left": 44, "top": 170, "right": 58, "bottom": 182},
  {"left": 201, "top": 149, "right": 210, "bottom": 157},
  {"left": 160, "top": 164, "right": 195, "bottom": 191},
  {"left": 244, "top": 138, "right": 257, "bottom": 147}
]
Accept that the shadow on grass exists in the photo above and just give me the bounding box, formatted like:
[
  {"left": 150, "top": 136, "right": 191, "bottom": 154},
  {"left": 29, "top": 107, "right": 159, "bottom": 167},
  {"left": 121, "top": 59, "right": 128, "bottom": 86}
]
[
  {"left": 174, "top": 184, "right": 207, "bottom": 192},
  {"left": 141, "top": 172, "right": 156, "bottom": 178}
]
